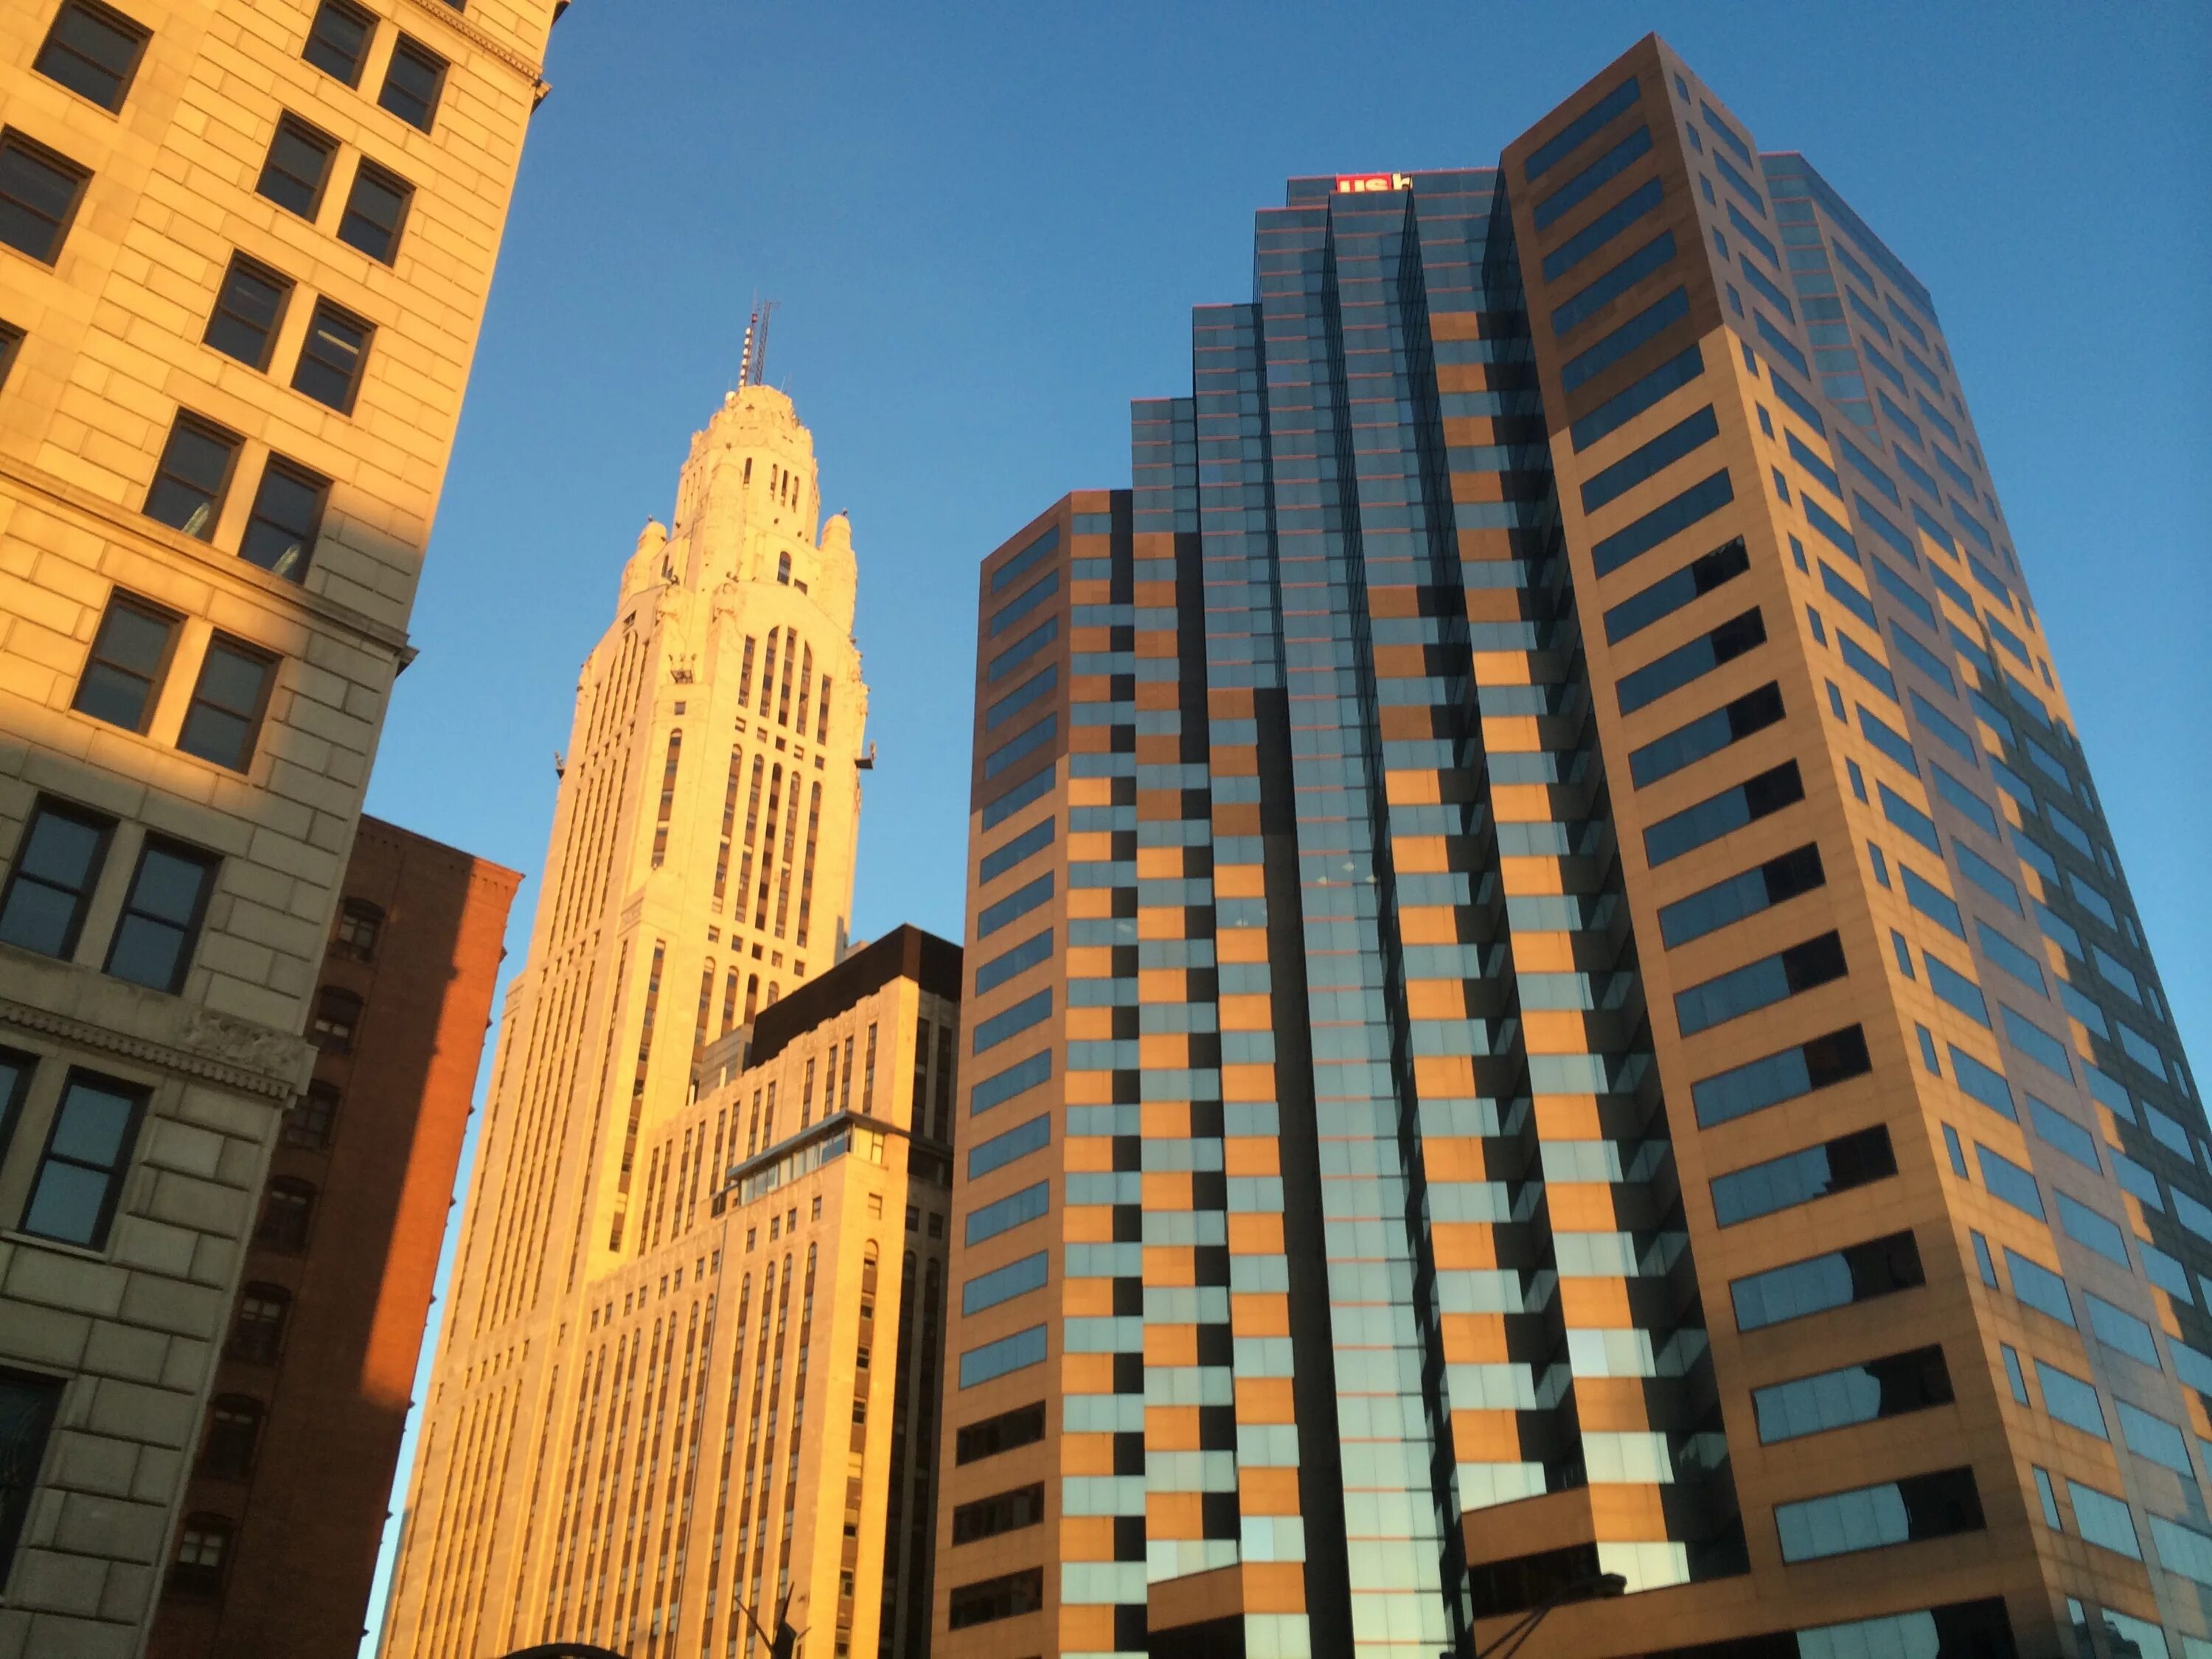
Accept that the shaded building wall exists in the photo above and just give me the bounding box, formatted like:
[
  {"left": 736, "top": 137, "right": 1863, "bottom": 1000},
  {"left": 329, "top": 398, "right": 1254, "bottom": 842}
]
[
  {"left": 935, "top": 32, "right": 2206, "bottom": 1659},
  {"left": 146, "top": 815, "right": 518, "bottom": 1658}
]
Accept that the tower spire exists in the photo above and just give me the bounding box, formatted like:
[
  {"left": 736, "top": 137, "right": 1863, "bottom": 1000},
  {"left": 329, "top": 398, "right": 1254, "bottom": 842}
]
[
  {"left": 752, "top": 299, "right": 778, "bottom": 386},
  {"left": 737, "top": 306, "right": 756, "bottom": 394}
]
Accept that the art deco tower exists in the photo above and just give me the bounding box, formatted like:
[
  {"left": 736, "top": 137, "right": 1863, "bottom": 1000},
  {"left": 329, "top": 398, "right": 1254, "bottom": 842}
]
[{"left": 380, "top": 375, "right": 874, "bottom": 1656}]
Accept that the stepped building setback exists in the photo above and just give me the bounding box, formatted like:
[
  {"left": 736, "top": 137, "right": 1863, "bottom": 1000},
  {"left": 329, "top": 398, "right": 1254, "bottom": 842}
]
[
  {"left": 940, "top": 34, "right": 2207, "bottom": 1659},
  {"left": 0, "top": 2, "right": 559, "bottom": 1655},
  {"left": 381, "top": 380, "right": 959, "bottom": 1659}
]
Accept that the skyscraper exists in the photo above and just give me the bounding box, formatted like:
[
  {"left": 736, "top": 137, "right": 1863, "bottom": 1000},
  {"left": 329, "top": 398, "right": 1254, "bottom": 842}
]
[
  {"left": 0, "top": 3, "right": 557, "bottom": 1653},
  {"left": 146, "top": 815, "right": 518, "bottom": 1659},
  {"left": 941, "top": 35, "right": 2205, "bottom": 1659},
  {"left": 381, "top": 378, "right": 945, "bottom": 1659}
]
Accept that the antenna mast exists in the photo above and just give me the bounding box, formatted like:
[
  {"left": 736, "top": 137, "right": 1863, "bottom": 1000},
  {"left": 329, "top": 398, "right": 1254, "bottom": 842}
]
[
  {"left": 737, "top": 301, "right": 757, "bottom": 393},
  {"left": 752, "top": 299, "right": 778, "bottom": 386}
]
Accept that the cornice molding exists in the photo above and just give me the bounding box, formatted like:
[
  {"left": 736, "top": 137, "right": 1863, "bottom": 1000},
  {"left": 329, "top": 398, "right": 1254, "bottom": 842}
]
[
  {"left": 400, "top": 0, "right": 548, "bottom": 88},
  {"left": 0, "top": 994, "right": 311, "bottom": 1102}
]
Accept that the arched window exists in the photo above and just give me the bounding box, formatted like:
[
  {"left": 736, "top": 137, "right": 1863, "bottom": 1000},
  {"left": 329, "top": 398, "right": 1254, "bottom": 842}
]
[
  {"left": 201, "top": 1396, "right": 264, "bottom": 1479},
  {"left": 310, "top": 987, "right": 361, "bottom": 1055},
  {"left": 228, "top": 1283, "right": 290, "bottom": 1363},
  {"left": 255, "top": 1178, "right": 316, "bottom": 1253},
  {"left": 776, "top": 552, "right": 790, "bottom": 585},
  {"left": 285, "top": 1080, "right": 339, "bottom": 1150},
  {"left": 333, "top": 898, "right": 383, "bottom": 959},
  {"left": 169, "top": 1514, "right": 232, "bottom": 1596}
]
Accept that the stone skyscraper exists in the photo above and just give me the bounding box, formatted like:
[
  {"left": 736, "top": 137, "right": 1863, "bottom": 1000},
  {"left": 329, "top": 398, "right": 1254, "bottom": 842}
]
[
  {"left": 939, "top": 35, "right": 2205, "bottom": 1659},
  {"left": 382, "top": 378, "right": 924, "bottom": 1659},
  {"left": 0, "top": 3, "right": 557, "bottom": 1653}
]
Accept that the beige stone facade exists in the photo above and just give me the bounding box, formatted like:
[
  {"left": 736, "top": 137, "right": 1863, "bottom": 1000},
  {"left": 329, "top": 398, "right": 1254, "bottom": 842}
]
[
  {"left": 0, "top": 3, "right": 557, "bottom": 1655},
  {"left": 382, "top": 384, "right": 949, "bottom": 1659}
]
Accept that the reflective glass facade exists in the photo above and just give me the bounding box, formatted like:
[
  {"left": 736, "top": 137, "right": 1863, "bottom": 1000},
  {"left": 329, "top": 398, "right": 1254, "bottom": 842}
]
[{"left": 940, "top": 34, "right": 2206, "bottom": 1659}]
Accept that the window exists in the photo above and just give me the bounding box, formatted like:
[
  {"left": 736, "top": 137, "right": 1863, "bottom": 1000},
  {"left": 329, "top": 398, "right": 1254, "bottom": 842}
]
[
  {"left": 947, "top": 1566, "right": 1044, "bottom": 1630},
  {"left": 105, "top": 837, "right": 215, "bottom": 992},
  {"left": 35, "top": 1, "right": 150, "bottom": 111},
  {"left": 1752, "top": 1345, "right": 1952, "bottom": 1443},
  {"left": 302, "top": 0, "right": 373, "bottom": 86},
  {"left": 0, "top": 1367, "right": 63, "bottom": 1586},
  {"left": 1710, "top": 1126, "right": 1895, "bottom": 1227},
  {"left": 334, "top": 899, "right": 383, "bottom": 959},
  {"left": 1644, "top": 759, "right": 1803, "bottom": 869},
  {"left": 1618, "top": 609, "right": 1764, "bottom": 716},
  {"left": 204, "top": 255, "right": 292, "bottom": 370},
  {"left": 20, "top": 1069, "right": 147, "bottom": 1249},
  {"left": 973, "top": 990, "right": 1051, "bottom": 1054},
  {"left": 286, "top": 1080, "right": 339, "bottom": 1149},
  {"left": 1590, "top": 469, "right": 1734, "bottom": 577},
  {"left": 336, "top": 159, "right": 412, "bottom": 262},
  {"left": 201, "top": 1395, "right": 263, "bottom": 1479},
  {"left": 310, "top": 987, "right": 362, "bottom": 1054},
  {"left": 238, "top": 456, "right": 328, "bottom": 580},
  {"left": 965, "top": 1180, "right": 1048, "bottom": 1245},
  {"left": 1551, "top": 232, "right": 1677, "bottom": 337},
  {"left": 0, "top": 319, "right": 20, "bottom": 388},
  {"left": 962, "top": 1251, "right": 1049, "bottom": 1316},
  {"left": 1582, "top": 406, "right": 1722, "bottom": 516},
  {"left": 257, "top": 115, "right": 337, "bottom": 218},
  {"left": 1775, "top": 1467, "right": 1983, "bottom": 1562},
  {"left": 228, "top": 1283, "right": 291, "bottom": 1363},
  {"left": 169, "top": 1513, "right": 232, "bottom": 1595},
  {"left": 1731, "top": 1230, "right": 1923, "bottom": 1331},
  {"left": 0, "top": 131, "right": 92, "bottom": 265},
  {"left": 955, "top": 1401, "right": 1046, "bottom": 1465},
  {"left": 2066, "top": 1478, "right": 2141, "bottom": 1560},
  {"left": 72, "top": 593, "right": 178, "bottom": 733},
  {"left": 1657, "top": 844, "right": 1822, "bottom": 947},
  {"left": 2034, "top": 1360, "right": 2107, "bottom": 1440},
  {"left": 1675, "top": 931, "right": 1843, "bottom": 1037},
  {"left": 378, "top": 36, "right": 447, "bottom": 129},
  {"left": 145, "top": 413, "right": 240, "bottom": 539},
  {"left": 1691, "top": 1024, "right": 1871, "bottom": 1129},
  {"left": 0, "top": 799, "right": 114, "bottom": 959},
  {"left": 291, "top": 300, "right": 371, "bottom": 412},
  {"left": 256, "top": 1177, "right": 316, "bottom": 1252},
  {"left": 950, "top": 1483, "right": 1046, "bottom": 1544},
  {"left": 176, "top": 636, "right": 274, "bottom": 771}
]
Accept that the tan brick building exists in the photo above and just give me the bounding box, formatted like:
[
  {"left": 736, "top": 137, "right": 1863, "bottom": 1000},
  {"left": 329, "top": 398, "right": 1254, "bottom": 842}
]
[
  {"left": 380, "top": 379, "right": 952, "bottom": 1659},
  {"left": 0, "top": 2, "right": 559, "bottom": 1654}
]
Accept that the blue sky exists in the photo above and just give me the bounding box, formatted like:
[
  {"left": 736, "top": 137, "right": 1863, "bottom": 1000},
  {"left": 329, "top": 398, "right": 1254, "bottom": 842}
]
[{"left": 358, "top": 2, "right": 2209, "bottom": 1643}]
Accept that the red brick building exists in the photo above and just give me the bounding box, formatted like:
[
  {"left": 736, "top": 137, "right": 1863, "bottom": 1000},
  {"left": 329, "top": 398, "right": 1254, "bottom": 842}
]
[{"left": 146, "top": 816, "right": 518, "bottom": 1658}]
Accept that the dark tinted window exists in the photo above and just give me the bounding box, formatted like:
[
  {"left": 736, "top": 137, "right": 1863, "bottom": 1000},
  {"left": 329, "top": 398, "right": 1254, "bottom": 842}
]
[
  {"left": 204, "top": 254, "right": 292, "bottom": 369},
  {"left": 34, "top": 1, "right": 150, "bottom": 111},
  {"left": 144, "top": 413, "right": 239, "bottom": 539},
  {"left": 21, "top": 1069, "right": 147, "bottom": 1248},
  {"left": 291, "top": 300, "right": 370, "bottom": 411},
  {"left": 956, "top": 1400, "right": 1047, "bottom": 1465},
  {"left": 177, "top": 636, "right": 274, "bottom": 771},
  {"left": 336, "top": 160, "right": 411, "bottom": 262},
  {"left": 287, "top": 1080, "right": 340, "bottom": 1149},
  {"left": 168, "top": 1514, "right": 231, "bottom": 1596},
  {"left": 0, "top": 1368, "right": 64, "bottom": 1583},
  {"left": 256, "top": 115, "right": 336, "bottom": 218},
  {"left": 378, "top": 36, "right": 446, "bottom": 130},
  {"left": 302, "top": 0, "right": 372, "bottom": 86},
  {"left": 201, "top": 1395, "right": 262, "bottom": 1479},
  {"left": 0, "top": 130, "right": 93, "bottom": 264},
  {"left": 311, "top": 987, "right": 362, "bottom": 1054},
  {"left": 72, "top": 594, "right": 177, "bottom": 732},
  {"left": 105, "top": 837, "right": 215, "bottom": 992},
  {"left": 256, "top": 1178, "right": 316, "bottom": 1251},
  {"left": 0, "top": 799, "right": 113, "bottom": 959},
  {"left": 238, "top": 457, "right": 328, "bottom": 580},
  {"left": 229, "top": 1284, "right": 290, "bottom": 1363}
]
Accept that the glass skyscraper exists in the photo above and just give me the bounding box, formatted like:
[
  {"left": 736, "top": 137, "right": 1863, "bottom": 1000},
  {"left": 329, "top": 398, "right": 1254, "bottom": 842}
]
[{"left": 937, "top": 33, "right": 2206, "bottom": 1659}]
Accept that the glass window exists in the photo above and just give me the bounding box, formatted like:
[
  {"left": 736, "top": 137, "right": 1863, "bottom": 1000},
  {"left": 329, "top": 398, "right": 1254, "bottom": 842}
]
[
  {"left": 1618, "top": 608, "right": 1764, "bottom": 717},
  {"left": 334, "top": 899, "right": 382, "bottom": 959},
  {"left": 1774, "top": 1467, "right": 1983, "bottom": 1562},
  {"left": 72, "top": 594, "right": 178, "bottom": 733},
  {"left": 1691, "top": 1024, "right": 1869, "bottom": 1128},
  {"left": 286, "top": 1080, "right": 340, "bottom": 1149},
  {"left": 144, "top": 412, "right": 240, "bottom": 540},
  {"left": 301, "top": 0, "right": 372, "bottom": 86},
  {"left": 291, "top": 300, "right": 371, "bottom": 413},
  {"left": 956, "top": 1326, "right": 1048, "bottom": 1391},
  {"left": 1753, "top": 1344, "right": 1950, "bottom": 1443},
  {"left": 1731, "top": 1229, "right": 1921, "bottom": 1331},
  {"left": 1526, "top": 74, "right": 1641, "bottom": 180},
  {"left": 1675, "top": 930, "right": 1845, "bottom": 1037},
  {"left": 168, "top": 1513, "right": 232, "bottom": 1596},
  {"left": 972, "top": 990, "right": 1051, "bottom": 1054},
  {"left": 204, "top": 254, "right": 292, "bottom": 370},
  {"left": 1630, "top": 681, "right": 1782, "bottom": 789},
  {"left": 0, "top": 130, "right": 93, "bottom": 265},
  {"left": 237, "top": 456, "right": 328, "bottom": 581},
  {"left": 228, "top": 1284, "right": 290, "bottom": 1363},
  {"left": 1657, "top": 843, "right": 1821, "bottom": 947},
  {"left": 34, "top": 1, "right": 150, "bottom": 111},
  {"left": 1590, "top": 467, "right": 1733, "bottom": 577},
  {"left": 0, "top": 799, "right": 114, "bottom": 959},
  {"left": 336, "top": 159, "right": 412, "bottom": 263},
  {"left": 2033, "top": 1359, "right": 2106, "bottom": 1439},
  {"left": 1582, "top": 406, "right": 1720, "bottom": 516},
  {"left": 257, "top": 114, "right": 336, "bottom": 218},
  {"left": 2066, "top": 1478, "right": 2141, "bottom": 1560},
  {"left": 377, "top": 36, "right": 447, "bottom": 131},
  {"left": 20, "top": 1069, "right": 146, "bottom": 1248},
  {"left": 1974, "top": 1143, "right": 2043, "bottom": 1219},
  {"left": 1711, "top": 1125, "right": 1894, "bottom": 1227},
  {"left": 964, "top": 1180, "right": 1048, "bottom": 1246},
  {"left": 255, "top": 1178, "right": 316, "bottom": 1252},
  {"left": 176, "top": 636, "right": 274, "bottom": 771},
  {"left": 976, "top": 872, "right": 1051, "bottom": 939},
  {"left": 967, "top": 1113, "right": 1049, "bottom": 1180},
  {"left": 1542, "top": 178, "right": 1665, "bottom": 283},
  {"left": 310, "top": 986, "right": 362, "bottom": 1054},
  {"left": 200, "top": 1394, "right": 263, "bottom": 1479},
  {"left": 1644, "top": 758, "right": 1802, "bottom": 869},
  {"left": 1551, "top": 231, "right": 1677, "bottom": 337},
  {"left": 961, "top": 1251, "right": 1049, "bottom": 1316},
  {"left": 104, "top": 837, "right": 215, "bottom": 992},
  {"left": 1569, "top": 344, "right": 1703, "bottom": 451},
  {"left": 0, "top": 1365, "right": 63, "bottom": 1584}
]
